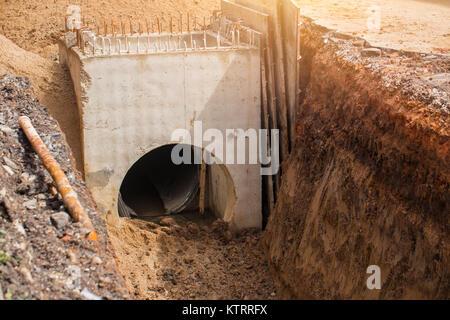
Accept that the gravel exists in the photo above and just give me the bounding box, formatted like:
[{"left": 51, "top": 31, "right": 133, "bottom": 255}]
[{"left": 0, "top": 74, "right": 129, "bottom": 300}]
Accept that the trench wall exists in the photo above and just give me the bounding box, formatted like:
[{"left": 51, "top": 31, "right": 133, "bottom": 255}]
[{"left": 263, "top": 20, "right": 449, "bottom": 299}]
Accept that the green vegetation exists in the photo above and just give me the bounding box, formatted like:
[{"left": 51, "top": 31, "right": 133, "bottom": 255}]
[{"left": 0, "top": 229, "right": 10, "bottom": 264}]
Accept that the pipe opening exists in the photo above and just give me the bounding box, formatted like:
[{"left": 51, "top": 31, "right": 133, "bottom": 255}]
[{"left": 118, "top": 144, "right": 236, "bottom": 222}]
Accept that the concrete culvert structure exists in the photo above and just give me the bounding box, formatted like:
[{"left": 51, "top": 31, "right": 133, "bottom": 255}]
[{"left": 59, "top": 13, "right": 263, "bottom": 230}]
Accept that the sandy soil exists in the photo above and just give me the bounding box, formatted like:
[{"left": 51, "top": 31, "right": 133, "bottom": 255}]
[
  {"left": 108, "top": 217, "right": 278, "bottom": 300},
  {"left": 296, "top": 0, "right": 450, "bottom": 54},
  {"left": 0, "top": 0, "right": 220, "bottom": 58}
]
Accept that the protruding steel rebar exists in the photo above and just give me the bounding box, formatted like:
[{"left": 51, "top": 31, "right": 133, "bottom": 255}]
[
  {"left": 187, "top": 12, "right": 190, "bottom": 33},
  {"left": 203, "top": 30, "right": 207, "bottom": 49}
]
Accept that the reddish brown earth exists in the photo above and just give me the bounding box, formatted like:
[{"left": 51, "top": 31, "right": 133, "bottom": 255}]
[
  {"left": 109, "top": 217, "right": 278, "bottom": 300},
  {"left": 263, "top": 18, "right": 449, "bottom": 299}
]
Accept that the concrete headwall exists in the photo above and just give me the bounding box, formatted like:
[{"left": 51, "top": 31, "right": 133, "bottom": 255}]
[{"left": 60, "top": 42, "right": 262, "bottom": 230}]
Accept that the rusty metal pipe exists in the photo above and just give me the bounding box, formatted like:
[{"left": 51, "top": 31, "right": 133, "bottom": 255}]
[{"left": 18, "top": 116, "right": 98, "bottom": 241}]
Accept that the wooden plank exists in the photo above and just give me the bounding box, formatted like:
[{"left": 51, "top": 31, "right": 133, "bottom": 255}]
[
  {"left": 260, "top": 46, "right": 274, "bottom": 216},
  {"left": 280, "top": 0, "right": 301, "bottom": 145},
  {"left": 296, "top": 7, "right": 302, "bottom": 127},
  {"left": 221, "top": 0, "right": 269, "bottom": 34},
  {"left": 265, "top": 27, "right": 281, "bottom": 191},
  {"left": 273, "top": 2, "right": 290, "bottom": 158},
  {"left": 199, "top": 151, "right": 207, "bottom": 216}
]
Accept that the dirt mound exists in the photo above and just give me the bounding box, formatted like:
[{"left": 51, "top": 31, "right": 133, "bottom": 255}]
[
  {"left": 0, "top": 34, "right": 83, "bottom": 172},
  {"left": 0, "top": 0, "right": 220, "bottom": 58},
  {"left": 263, "top": 20, "right": 449, "bottom": 299},
  {"left": 108, "top": 218, "right": 278, "bottom": 300},
  {"left": 0, "top": 74, "right": 129, "bottom": 299}
]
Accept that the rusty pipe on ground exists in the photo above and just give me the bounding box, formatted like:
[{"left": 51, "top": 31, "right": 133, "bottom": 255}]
[{"left": 18, "top": 116, "right": 98, "bottom": 241}]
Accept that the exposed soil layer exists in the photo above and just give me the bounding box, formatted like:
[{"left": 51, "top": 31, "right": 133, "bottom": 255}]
[
  {"left": 108, "top": 217, "right": 278, "bottom": 300},
  {"left": 0, "top": 74, "right": 129, "bottom": 299},
  {"left": 263, "top": 18, "right": 449, "bottom": 299}
]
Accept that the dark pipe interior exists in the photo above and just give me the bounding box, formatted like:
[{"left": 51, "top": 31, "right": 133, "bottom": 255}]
[{"left": 120, "top": 144, "right": 200, "bottom": 218}]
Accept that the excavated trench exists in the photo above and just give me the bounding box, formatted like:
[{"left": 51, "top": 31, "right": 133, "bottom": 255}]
[
  {"left": 36, "top": 17, "right": 447, "bottom": 300},
  {"left": 262, "top": 19, "right": 449, "bottom": 300},
  {"left": 101, "top": 18, "right": 449, "bottom": 300}
]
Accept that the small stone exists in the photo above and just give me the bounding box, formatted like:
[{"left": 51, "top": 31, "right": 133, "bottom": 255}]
[
  {"left": 67, "top": 251, "right": 78, "bottom": 264},
  {"left": 79, "top": 227, "right": 92, "bottom": 236},
  {"left": 23, "top": 199, "right": 37, "bottom": 210},
  {"left": 3, "top": 157, "right": 19, "bottom": 170},
  {"left": 81, "top": 288, "right": 103, "bottom": 300},
  {"left": 2, "top": 165, "right": 14, "bottom": 176},
  {"left": 99, "top": 276, "right": 111, "bottom": 284},
  {"left": 13, "top": 220, "right": 26, "bottom": 236},
  {"left": 20, "top": 172, "right": 36, "bottom": 183},
  {"left": 0, "top": 125, "right": 14, "bottom": 135},
  {"left": 224, "top": 230, "right": 233, "bottom": 243},
  {"left": 159, "top": 217, "right": 177, "bottom": 227},
  {"left": 50, "top": 211, "right": 71, "bottom": 229},
  {"left": 0, "top": 188, "right": 6, "bottom": 197},
  {"left": 91, "top": 256, "right": 102, "bottom": 265},
  {"left": 353, "top": 39, "right": 366, "bottom": 47},
  {"left": 19, "top": 267, "right": 34, "bottom": 283},
  {"left": 186, "top": 223, "right": 200, "bottom": 235},
  {"left": 361, "top": 48, "right": 382, "bottom": 57}
]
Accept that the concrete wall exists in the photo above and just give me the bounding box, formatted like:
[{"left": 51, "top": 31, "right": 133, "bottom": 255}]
[{"left": 60, "top": 43, "right": 262, "bottom": 230}]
